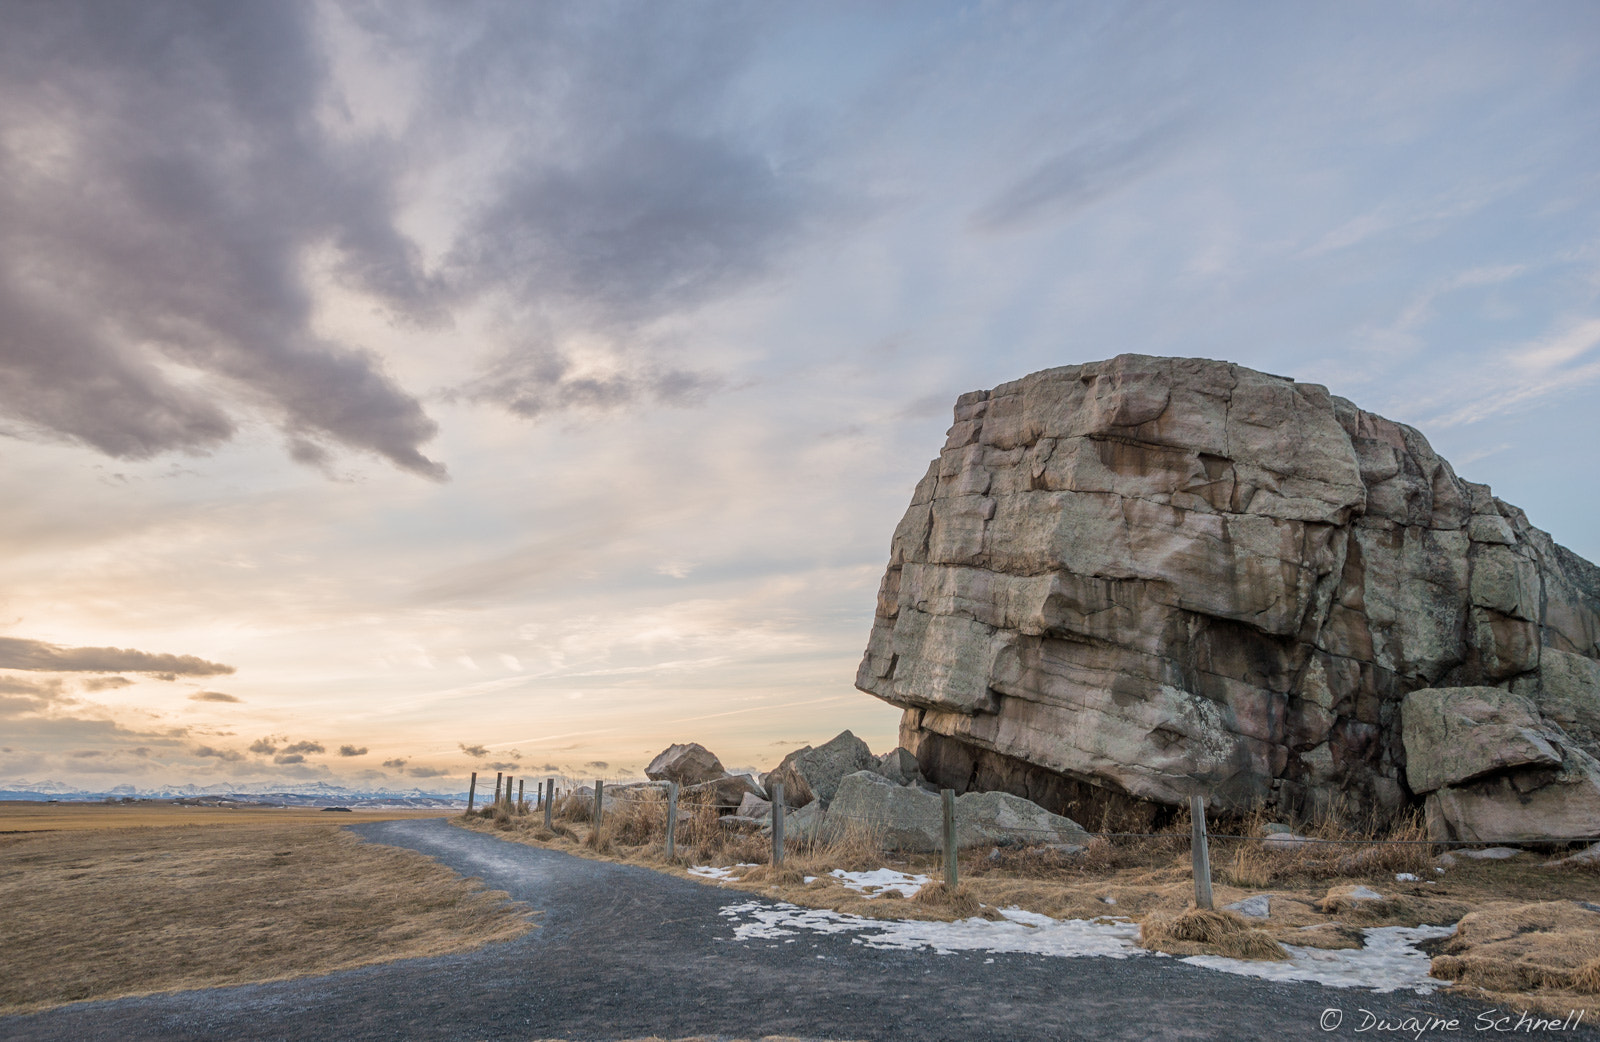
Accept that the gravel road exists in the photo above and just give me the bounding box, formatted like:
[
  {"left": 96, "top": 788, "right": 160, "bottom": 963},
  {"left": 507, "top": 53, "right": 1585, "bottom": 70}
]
[{"left": 2, "top": 818, "right": 1590, "bottom": 1042}]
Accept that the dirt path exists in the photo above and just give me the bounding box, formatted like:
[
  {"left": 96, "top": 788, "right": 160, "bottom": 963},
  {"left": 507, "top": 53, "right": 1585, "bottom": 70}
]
[{"left": 1, "top": 818, "right": 1588, "bottom": 1042}]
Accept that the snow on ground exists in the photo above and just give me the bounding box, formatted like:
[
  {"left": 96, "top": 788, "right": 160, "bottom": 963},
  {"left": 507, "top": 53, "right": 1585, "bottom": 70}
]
[
  {"left": 830, "top": 868, "right": 929, "bottom": 897},
  {"left": 718, "top": 899, "right": 1457, "bottom": 994},
  {"left": 1181, "top": 925, "right": 1456, "bottom": 994},
  {"left": 688, "top": 863, "right": 758, "bottom": 882}
]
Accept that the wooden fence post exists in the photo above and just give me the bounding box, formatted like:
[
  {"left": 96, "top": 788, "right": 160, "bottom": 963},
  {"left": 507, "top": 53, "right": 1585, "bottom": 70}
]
[
  {"left": 665, "top": 780, "right": 679, "bottom": 861},
  {"left": 544, "top": 777, "right": 554, "bottom": 829},
  {"left": 593, "top": 779, "right": 604, "bottom": 830},
  {"left": 771, "top": 782, "right": 785, "bottom": 867},
  {"left": 1190, "top": 794, "right": 1213, "bottom": 910},
  {"left": 494, "top": 772, "right": 503, "bottom": 806},
  {"left": 942, "top": 789, "right": 958, "bottom": 891},
  {"left": 467, "top": 771, "right": 477, "bottom": 813}
]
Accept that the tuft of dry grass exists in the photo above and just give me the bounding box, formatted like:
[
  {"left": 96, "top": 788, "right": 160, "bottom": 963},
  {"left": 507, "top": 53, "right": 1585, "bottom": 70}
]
[
  {"left": 0, "top": 822, "right": 533, "bottom": 1014},
  {"left": 910, "top": 881, "right": 982, "bottom": 918},
  {"left": 1139, "top": 908, "right": 1290, "bottom": 961},
  {"left": 1428, "top": 901, "right": 1600, "bottom": 1016}
]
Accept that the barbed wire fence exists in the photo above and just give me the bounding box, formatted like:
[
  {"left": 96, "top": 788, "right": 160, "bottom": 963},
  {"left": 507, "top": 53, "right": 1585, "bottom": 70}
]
[{"left": 463, "top": 772, "right": 1599, "bottom": 909}]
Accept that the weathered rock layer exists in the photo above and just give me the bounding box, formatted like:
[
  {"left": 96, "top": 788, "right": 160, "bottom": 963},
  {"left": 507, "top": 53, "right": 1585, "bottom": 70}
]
[{"left": 856, "top": 355, "right": 1600, "bottom": 837}]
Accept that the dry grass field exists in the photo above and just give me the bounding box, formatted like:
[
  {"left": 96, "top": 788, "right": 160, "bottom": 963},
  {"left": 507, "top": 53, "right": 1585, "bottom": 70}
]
[
  {"left": 460, "top": 794, "right": 1600, "bottom": 1016},
  {"left": 0, "top": 807, "right": 534, "bottom": 1014},
  {"left": 0, "top": 799, "right": 448, "bottom": 832}
]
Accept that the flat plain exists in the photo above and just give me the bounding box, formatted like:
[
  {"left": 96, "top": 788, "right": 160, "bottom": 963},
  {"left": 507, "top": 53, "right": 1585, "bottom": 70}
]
[{"left": 0, "top": 803, "right": 534, "bottom": 1013}]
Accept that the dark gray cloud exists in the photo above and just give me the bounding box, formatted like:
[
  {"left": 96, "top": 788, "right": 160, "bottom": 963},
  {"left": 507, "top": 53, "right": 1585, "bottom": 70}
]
[
  {"left": 281, "top": 740, "right": 324, "bottom": 756},
  {"left": 194, "top": 744, "right": 244, "bottom": 762},
  {"left": 338, "top": 744, "right": 368, "bottom": 757},
  {"left": 0, "top": 637, "right": 233, "bottom": 676},
  {"left": 189, "top": 691, "right": 242, "bottom": 703},
  {"left": 0, "top": 1, "right": 446, "bottom": 478},
  {"left": 407, "top": 765, "right": 449, "bottom": 778},
  {"left": 0, "top": 4, "right": 820, "bottom": 466},
  {"left": 381, "top": 757, "right": 407, "bottom": 769},
  {"left": 583, "top": 760, "right": 609, "bottom": 770},
  {"left": 458, "top": 743, "right": 488, "bottom": 758},
  {"left": 417, "top": 4, "right": 811, "bottom": 419},
  {"left": 274, "top": 753, "right": 305, "bottom": 765},
  {"left": 248, "top": 737, "right": 279, "bottom": 755}
]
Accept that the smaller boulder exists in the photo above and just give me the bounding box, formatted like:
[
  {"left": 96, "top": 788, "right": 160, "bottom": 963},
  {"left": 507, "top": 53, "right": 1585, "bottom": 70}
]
[
  {"left": 872, "top": 747, "right": 921, "bottom": 786},
  {"left": 645, "top": 743, "right": 726, "bottom": 788},
  {"left": 737, "top": 792, "right": 772, "bottom": 819},
  {"left": 1224, "top": 895, "right": 1271, "bottom": 920},
  {"left": 683, "top": 773, "right": 765, "bottom": 811},
  {"left": 766, "top": 730, "right": 876, "bottom": 808}
]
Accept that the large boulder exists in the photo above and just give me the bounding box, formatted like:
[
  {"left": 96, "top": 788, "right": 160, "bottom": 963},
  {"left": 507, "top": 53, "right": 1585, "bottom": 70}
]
[
  {"left": 765, "top": 730, "right": 875, "bottom": 808},
  {"left": 1403, "top": 686, "right": 1600, "bottom": 842},
  {"left": 825, "top": 771, "right": 1089, "bottom": 852},
  {"left": 645, "top": 743, "right": 726, "bottom": 788},
  {"left": 856, "top": 355, "right": 1600, "bottom": 831}
]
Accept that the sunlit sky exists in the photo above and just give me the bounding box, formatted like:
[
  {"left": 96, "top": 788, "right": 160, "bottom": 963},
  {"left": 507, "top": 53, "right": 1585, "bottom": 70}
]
[{"left": 2, "top": 2, "right": 1598, "bottom": 792}]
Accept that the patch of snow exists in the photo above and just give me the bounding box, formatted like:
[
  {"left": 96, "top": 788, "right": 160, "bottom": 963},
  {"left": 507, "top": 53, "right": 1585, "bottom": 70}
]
[
  {"left": 718, "top": 902, "right": 1459, "bottom": 995},
  {"left": 830, "top": 868, "right": 929, "bottom": 898},
  {"left": 688, "top": 863, "right": 758, "bottom": 882},
  {"left": 1182, "top": 925, "right": 1457, "bottom": 994},
  {"left": 1101, "top": 896, "right": 1117, "bottom": 906},
  {"left": 719, "top": 901, "right": 1145, "bottom": 957},
  {"left": 1395, "top": 873, "right": 1420, "bottom": 882}
]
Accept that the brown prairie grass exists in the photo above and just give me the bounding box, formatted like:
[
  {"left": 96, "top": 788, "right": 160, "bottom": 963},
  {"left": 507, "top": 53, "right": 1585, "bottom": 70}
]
[
  {"left": 1139, "top": 907, "right": 1290, "bottom": 961},
  {"left": 0, "top": 800, "right": 451, "bottom": 833},
  {"left": 0, "top": 822, "right": 534, "bottom": 1014},
  {"left": 1427, "top": 901, "right": 1600, "bottom": 1018}
]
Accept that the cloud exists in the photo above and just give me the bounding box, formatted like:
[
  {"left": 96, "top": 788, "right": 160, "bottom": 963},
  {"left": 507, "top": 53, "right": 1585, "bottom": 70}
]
[
  {"left": 281, "top": 740, "right": 324, "bottom": 756},
  {"left": 458, "top": 743, "right": 488, "bottom": 757},
  {"left": 583, "top": 760, "right": 610, "bottom": 770},
  {"left": 0, "top": 2, "right": 446, "bottom": 478},
  {"left": 970, "top": 117, "right": 1189, "bottom": 233},
  {"left": 81, "top": 676, "right": 134, "bottom": 692},
  {"left": 382, "top": 757, "right": 407, "bottom": 769},
  {"left": 189, "top": 691, "right": 242, "bottom": 703},
  {"left": 274, "top": 753, "right": 305, "bottom": 765},
  {"left": 0, "top": 637, "right": 233, "bottom": 676},
  {"left": 248, "top": 738, "right": 278, "bottom": 755},
  {"left": 338, "top": 745, "right": 368, "bottom": 757},
  {"left": 194, "top": 745, "right": 243, "bottom": 762},
  {"left": 406, "top": 765, "right": 449, "bottom": 778},
  {"left": 484, "top": 761, "right": 519, "bottom": 770}
]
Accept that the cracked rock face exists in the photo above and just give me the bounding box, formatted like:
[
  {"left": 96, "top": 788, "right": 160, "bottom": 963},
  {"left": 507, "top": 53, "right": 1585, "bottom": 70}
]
[{"left": 856, "top": 355, "right": 1600, "bottom": 832}]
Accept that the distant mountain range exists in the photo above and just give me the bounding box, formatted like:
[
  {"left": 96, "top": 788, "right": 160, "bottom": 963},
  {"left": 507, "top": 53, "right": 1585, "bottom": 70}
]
[{"left": 0, "top": 779, "right": 468, "bottom": 808}]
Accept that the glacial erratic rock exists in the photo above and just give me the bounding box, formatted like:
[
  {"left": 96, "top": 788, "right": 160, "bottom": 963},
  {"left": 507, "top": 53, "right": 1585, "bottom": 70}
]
[{"left": 856, "top": 354, "right": 1600, "bottom": 834}]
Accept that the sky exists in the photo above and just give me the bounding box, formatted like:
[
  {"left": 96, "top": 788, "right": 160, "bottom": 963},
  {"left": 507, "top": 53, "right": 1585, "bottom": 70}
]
[{"left": 1, "top": 1, "right": 1597, "bottom": 793}]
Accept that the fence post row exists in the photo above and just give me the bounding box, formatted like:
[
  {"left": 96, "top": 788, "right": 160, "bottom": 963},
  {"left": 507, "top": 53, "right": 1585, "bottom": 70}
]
[
  {"left": 1190, "top": 794, "right": 1213, "bottom": 910},
  {"left": 544, "top": 777, "right": 554, "bottom": 830},
  {"left": 467, "top": 771, "right": 478, "bottom": 813},
  {"left": 665, "top": 781, "right": 678, "bottom": 861},
  {"left": 941, "top": 788, "right": 958, "bottom": 891},
  {"left": 771, "top": 782, "right": 785, "bottom": 867},
  {"left": 593, "top": 779, "right": 604, "bottom": 830}
]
